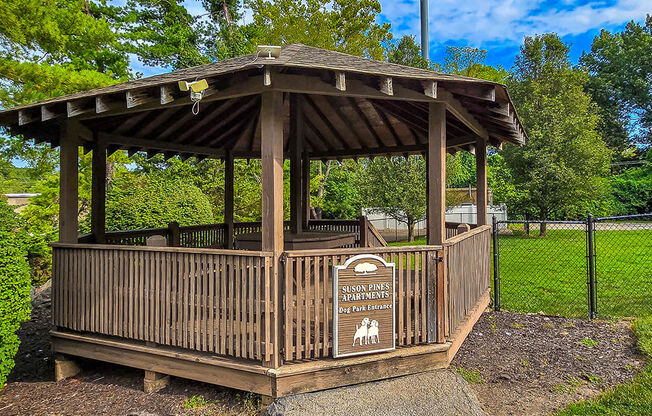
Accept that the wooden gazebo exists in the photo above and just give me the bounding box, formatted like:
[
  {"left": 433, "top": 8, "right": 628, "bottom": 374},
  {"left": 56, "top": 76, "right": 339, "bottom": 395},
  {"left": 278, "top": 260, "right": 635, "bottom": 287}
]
[{"left": 0, "top": 44, "right": 525, "bottom": 399}]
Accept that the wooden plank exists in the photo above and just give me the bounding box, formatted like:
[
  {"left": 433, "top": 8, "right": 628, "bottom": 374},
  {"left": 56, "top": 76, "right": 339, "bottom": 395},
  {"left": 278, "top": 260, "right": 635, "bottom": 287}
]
[
  {"left": 284, "top": 258, "right": 293, "bottom": 362},
  {"left": 304, "top": 257, "right": 311, "bottom": 358},
  {"left": 323, "top": 256, "right": 329, "bottom": 357},
  {"left": 314, "top": 256, "right": 320, "bottom": 357},
  {"left": 255, "top": 258, "right": 262, "bottom": 360},
  {"left": 295, "top": 258, "right": 302, "bottom": 360},
  {"left": 220, "top": 255, "right": 227, "bottom": 355},
  {"left": 398, "top": 253, "right": 404, "bottom": 345}
]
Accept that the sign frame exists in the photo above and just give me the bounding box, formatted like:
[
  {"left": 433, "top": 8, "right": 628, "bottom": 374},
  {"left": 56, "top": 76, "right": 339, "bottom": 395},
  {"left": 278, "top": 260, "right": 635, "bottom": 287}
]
[{"left": 333, "top": 254, "right": 396, "bottom": 358}]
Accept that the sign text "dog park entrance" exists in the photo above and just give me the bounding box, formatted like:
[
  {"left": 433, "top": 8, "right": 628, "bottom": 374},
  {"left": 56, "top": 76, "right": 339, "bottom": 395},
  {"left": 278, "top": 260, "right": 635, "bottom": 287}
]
[{"left": 333, "top": 254, "right": 396, "bottom": 358}]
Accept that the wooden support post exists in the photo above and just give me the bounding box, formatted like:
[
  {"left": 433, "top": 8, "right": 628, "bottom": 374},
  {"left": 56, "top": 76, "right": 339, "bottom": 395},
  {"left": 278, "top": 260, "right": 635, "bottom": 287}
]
[
  {"left": 261, "top": 90, "right": 284, "bottom": 368},
  {"left": 143, "top": 370, "right": 170, "bottom": 393},
  {"left": 427, "top": 102, "right": 447, "bottom": 344},
  {"left": 475, "top": 138, "right": 488, "bottom": 226},
  {"left": 91, "top": 139, "right": 106, "bottom": 243},
  {"left": 224, "top": 150, "right": 234, "bottom": 249},
  {"left": 302, "top": 152, "right": 310, "bottom": 230},
  {"left": 289, "top": 94, "right": 304, "bottom": 234},
  {"left": 427, "top": 102, "right": 446, "bottom": 245},
  {"left": 59, "top": 122, "right": 79, "bottom": 243},
  {"left": 168, "top": 221, "right": 180, "bottom": 247}
]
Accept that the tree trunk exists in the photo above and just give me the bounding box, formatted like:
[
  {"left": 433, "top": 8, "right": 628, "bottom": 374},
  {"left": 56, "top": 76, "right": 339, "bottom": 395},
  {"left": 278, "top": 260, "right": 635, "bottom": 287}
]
[
  {"left": 539, "top": 214, "right": 547, "bottom": 237},
  {"left": 407, "top": 221, "right": 415, "bottom": 242}
]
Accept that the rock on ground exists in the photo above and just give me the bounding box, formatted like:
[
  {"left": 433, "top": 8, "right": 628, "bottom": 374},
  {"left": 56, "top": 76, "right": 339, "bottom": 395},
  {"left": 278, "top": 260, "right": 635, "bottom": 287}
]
[{"left": 265, "top": 369, "right": 485, "bottom": 416}]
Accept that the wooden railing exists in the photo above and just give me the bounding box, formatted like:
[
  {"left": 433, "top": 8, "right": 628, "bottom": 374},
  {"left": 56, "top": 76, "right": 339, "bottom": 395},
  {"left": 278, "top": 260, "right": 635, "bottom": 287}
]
[
  {"left": 94, "top": 217, "right": 387, "bottom": 250},
  {"left": 443, "top": 225, "right": 491, "bottom": 337},
  {"left": 282, "top": 245, "right": 440, "bottom": 362},
  {"left": 52, "top": 244, "right": 277, "bottom": 363}
]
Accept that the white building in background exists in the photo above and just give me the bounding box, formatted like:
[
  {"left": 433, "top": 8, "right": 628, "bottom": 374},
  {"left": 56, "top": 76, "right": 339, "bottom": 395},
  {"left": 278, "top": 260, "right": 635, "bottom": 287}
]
[
  {"left": 362, "top": 204, "right": 508, "bottom": 241},
  {"left": 3, "top": 193, "right": 40, "bottom": 213}
]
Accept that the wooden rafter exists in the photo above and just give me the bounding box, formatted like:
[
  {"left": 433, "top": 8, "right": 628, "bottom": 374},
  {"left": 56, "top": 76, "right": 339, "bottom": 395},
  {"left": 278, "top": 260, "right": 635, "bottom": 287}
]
[
  {"left": 346, "top": 97, "right": 386, "bottom": 147},
  {"left": 303, "top": 95, "right": 353, "bottom": 150}
]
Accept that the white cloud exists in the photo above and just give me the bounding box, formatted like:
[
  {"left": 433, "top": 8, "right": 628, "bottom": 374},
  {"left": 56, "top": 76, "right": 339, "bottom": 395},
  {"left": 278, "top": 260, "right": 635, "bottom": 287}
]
[{"left": 379, "top": 0, "right": 649, "bottom": 48}]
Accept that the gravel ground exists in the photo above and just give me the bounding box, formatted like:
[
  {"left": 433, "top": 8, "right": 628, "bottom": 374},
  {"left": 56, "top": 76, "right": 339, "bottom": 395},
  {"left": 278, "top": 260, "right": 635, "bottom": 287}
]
[
  {"left": 265, "top": 370, "right": 483, "bottom": 416},
  {"left": 451, "top": 311, "right": 646, "bottom": 416}
]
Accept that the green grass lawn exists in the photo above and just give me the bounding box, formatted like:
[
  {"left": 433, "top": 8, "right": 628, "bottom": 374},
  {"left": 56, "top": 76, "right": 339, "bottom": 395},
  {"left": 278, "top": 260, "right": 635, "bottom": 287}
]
[
  {"left": 390, "top": 228, "right": 652, "bottom": 318},
  {"left": 497, "top": 228, "right": 651, "bottom": 318},
  {"left": 556, "top": 316, "right": 652, "bottom": 415}
]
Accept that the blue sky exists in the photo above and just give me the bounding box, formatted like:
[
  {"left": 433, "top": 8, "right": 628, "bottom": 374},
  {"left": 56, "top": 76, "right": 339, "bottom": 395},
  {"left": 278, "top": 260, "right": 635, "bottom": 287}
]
[
  {"left": 129, "top": 0, "right": 649, "bottom": 77},
  {"left": 377, "top": 0, "right": 649, "bottom": 69}
]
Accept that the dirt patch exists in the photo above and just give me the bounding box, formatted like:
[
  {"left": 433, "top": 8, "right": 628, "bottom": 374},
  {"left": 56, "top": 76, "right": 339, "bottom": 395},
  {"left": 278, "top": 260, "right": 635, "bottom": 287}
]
[
  {"left": 451, "top": 311, "right": 646, "bottom": 416},
  {"left": 0, "top": 298, "right": 262, "bottom": 416}
]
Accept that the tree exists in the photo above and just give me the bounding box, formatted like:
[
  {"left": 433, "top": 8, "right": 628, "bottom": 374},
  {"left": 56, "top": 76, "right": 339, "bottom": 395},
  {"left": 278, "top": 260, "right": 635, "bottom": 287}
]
[
  {"left": 102, "top": 0, "right": 210, "bottom": 70},
  {"left": 0, "top": 0, "right": 130, "bottom": 107},
  {"left": 505, "top": 34, "right": 612, "bottom": 234},
  {"left": 441, "top": 46, "right": 509, "bottom": 83},
  {"left": 357, "top": 156, "right": 425, "bottom": 241},
  {"left": 387, "top": 35, "right": 432, "bottom": 70},
  {"left": 0, "top": 197, "right": 31, "bottom": 389},
  {"left": 247, "top": 0, "right": 392, "bottom": 59},
  {"left": 105, "top": 175, "right": 215, "bottom": 231},
  {"left": 581, "top": 15, "right": 652, "bottom": 151}
]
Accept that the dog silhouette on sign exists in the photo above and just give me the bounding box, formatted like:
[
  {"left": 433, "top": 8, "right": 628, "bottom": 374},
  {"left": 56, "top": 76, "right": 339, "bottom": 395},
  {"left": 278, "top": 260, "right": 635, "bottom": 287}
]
[
  {"left": 352, "top": 317, "right": 370, "bottom": 346},
  {"left": 368, "top": 320, "right": 379, "bottom": 344}
]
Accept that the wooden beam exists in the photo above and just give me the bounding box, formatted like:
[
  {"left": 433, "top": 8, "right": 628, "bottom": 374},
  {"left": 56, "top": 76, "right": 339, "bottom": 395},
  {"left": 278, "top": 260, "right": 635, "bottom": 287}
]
[
  {"left": 224, "top": 150, "right": 234, "bottom": 249},
  {"left": 289, "top": 94, "right": 304, "bottom": 234},
  {"left": 197, "top": 97, "right": 259, "bottom": 145},
  {"left": 347, "top": 97, "right": 385, "bottom": 147},
  {"left": 427, "top": 102, "right": 446, "bottom": 246},
  {"left": 126, "top": 90, "right": 156, "bottom": 108},
  {"left": 18, "top": 109, "right": 40, "bottom": 126},
  {"left": 59, "top": 121, "right": 80, "bottom": 243},
  {"left": 208, "top": 113, "right": 254, "bottom": 149},
  {"left": 272, "top": 73, "right": 435, "bottom": 102},
  {"left": 475, "top": 138, "right": 487, "bottom": 226},
  {"left": 160, "top": 86, "right": 175, "bottom": 105},
  {"left": 303, "top": 95, "right": 353, "bottom": 150},
  {"left": 309, "top": 144, "right": 425, "bottom": 159},
  {"left": 443, "top": 82, "right": 495, "bottom": 102},
  {"left": 335, "top": 72, "right": 346, "bottom": 91},
  {"left": 95, "top": 96, "right": 123, "bottom": 114},
  {"left": 367, "top": 102, "right": 403, "bottom": 146},
  {"left": 67, "top": 100, "right": 94, "bottom": 118},
  {"left": 97, "top": 132, "right": 225, "bottom": 159},
  {"left": 380, "top": 76, "right": 393, "bottom": 96},
  {"left": 41, "top": 105, "right": 62, "bottom": 122},
  {"left": 91, "top": 139, "right": 107, "bottom": 243},
  {"left": 422, "top": 81, "right": 437, "bottom": 99},
  {"left": 75, "top": 76, "right": 264, "bottom": 121},
  {"left": 437, "top": 87, "right": 488, "bottom": 140}
]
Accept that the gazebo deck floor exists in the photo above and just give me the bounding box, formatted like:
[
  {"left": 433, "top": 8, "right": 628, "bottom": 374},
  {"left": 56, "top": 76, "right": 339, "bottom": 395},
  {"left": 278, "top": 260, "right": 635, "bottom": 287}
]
[{"left": 50, "top": 329, "right": 451, "bottom": 398}]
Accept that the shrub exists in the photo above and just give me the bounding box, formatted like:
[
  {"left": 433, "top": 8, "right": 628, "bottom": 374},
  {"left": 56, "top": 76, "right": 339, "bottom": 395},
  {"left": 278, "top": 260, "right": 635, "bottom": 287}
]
[
  {"left": 0, "top": 198, "right": 31, "bottom": 389},
  {"left": 105, "top": 175, "right": 214, "bottom": 231}
]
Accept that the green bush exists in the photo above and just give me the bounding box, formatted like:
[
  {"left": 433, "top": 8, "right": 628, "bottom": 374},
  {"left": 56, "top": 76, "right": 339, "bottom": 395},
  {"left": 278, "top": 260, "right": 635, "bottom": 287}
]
[
  {"left": 0, "top": 198, "right": 31, "bottom": 389},
  {"left": 105, "top": 175, "right": 215, "bottom": 231}
]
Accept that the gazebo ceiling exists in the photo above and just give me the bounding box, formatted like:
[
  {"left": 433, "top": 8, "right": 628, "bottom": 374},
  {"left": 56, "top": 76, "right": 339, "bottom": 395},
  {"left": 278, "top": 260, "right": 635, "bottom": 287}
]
[{"left": 0, "top": 44, "right": 526, "bottom": 161}]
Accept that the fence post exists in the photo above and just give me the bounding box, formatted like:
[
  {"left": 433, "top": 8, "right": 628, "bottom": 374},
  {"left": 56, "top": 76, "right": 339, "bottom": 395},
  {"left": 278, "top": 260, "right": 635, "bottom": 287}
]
[
  {"left": 587, "top": 214, "right": 597, "bottom": 319},
  {"left": 359, "top": 215, "right": 368, "bottom": 247},
  {"left": 492, "top": 216, "right": 501, "bottom": 311},
  {"left": 168, "top": 221, "right": 180, "bottom": 247}
]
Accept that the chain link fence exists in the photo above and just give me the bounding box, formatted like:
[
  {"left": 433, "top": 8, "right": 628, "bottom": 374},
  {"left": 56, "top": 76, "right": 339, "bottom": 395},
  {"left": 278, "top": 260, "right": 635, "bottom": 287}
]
[{"left": 492, "top": 213, "right": 652, "bottom": 318}]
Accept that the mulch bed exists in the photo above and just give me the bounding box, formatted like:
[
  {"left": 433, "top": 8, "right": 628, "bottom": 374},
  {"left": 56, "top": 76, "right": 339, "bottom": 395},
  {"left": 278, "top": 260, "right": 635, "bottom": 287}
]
[
  {"left": 0, "top": 298, "right": 261, "bottom": 416},
  {"left": 451, "top": 311, "right": 646, "bottom": 416},
  {"left": 1, "top": 297, "right": 646, "bottom": 416}
]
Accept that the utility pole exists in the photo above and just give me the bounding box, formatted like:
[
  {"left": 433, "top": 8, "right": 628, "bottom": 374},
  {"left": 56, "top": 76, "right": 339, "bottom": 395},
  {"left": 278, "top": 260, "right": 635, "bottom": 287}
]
[{"left": 420, "top": 0, "right": 429, "bottom": 60}]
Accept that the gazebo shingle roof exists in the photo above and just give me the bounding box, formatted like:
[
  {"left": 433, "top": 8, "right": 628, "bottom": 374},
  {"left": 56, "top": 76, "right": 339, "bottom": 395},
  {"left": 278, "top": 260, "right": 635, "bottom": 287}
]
[{"left": 0, "top": 44, "right": 525, "bottom": 159}]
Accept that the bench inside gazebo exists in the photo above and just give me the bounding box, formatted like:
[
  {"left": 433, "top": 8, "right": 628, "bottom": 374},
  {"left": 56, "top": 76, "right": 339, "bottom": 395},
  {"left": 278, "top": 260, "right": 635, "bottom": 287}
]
[{"left": 0, "top": 44, "right": 525, "bottom": 399}]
